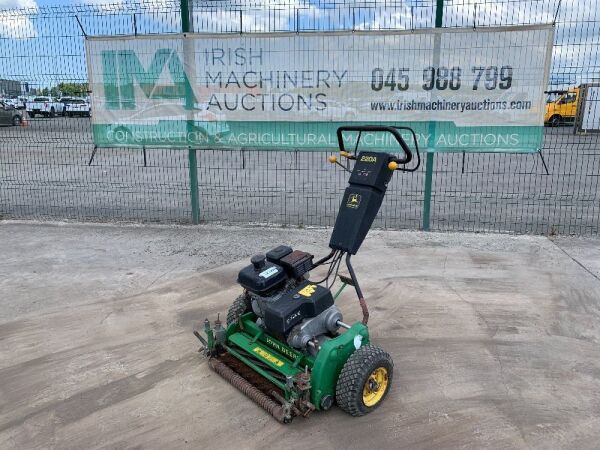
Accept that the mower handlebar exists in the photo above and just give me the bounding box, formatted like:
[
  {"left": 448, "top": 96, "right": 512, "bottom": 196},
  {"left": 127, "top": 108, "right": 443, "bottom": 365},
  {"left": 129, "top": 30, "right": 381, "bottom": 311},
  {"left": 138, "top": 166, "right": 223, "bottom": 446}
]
[{"left": 336, "top": 125, "right": 413, "bottom": 165}]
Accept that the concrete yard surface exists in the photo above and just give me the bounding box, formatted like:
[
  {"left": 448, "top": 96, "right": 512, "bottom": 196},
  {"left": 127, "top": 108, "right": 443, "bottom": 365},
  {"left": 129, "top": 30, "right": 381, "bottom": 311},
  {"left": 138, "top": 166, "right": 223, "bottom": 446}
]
[{"left": 1, "top": 222, "right": 600, "bottom": 449}]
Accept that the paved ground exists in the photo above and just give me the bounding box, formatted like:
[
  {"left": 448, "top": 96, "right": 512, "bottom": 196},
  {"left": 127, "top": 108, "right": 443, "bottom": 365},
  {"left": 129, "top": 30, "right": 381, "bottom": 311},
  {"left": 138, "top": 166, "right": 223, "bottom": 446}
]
[
  {"left": 1, "top": 121, "right": 599, "bottom": 235},
  {"left": 1, "top": 222, "right": 600, "bottom": 449}
]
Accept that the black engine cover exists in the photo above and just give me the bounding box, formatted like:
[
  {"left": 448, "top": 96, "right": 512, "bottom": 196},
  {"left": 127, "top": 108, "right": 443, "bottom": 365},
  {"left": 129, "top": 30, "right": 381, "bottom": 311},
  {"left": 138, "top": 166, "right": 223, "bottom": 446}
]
[
  {"left": 237, "top": 254, "right": 287, "bottom": 294},
  {"left": 263, "top": 280, "right": 334, "bottom": 334}
]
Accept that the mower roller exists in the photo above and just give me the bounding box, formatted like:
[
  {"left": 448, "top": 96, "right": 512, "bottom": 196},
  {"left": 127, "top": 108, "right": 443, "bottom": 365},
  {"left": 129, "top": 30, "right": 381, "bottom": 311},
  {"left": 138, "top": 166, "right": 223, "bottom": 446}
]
[{"left": 194, "top": 125, "right": 420, "bottom": 422}]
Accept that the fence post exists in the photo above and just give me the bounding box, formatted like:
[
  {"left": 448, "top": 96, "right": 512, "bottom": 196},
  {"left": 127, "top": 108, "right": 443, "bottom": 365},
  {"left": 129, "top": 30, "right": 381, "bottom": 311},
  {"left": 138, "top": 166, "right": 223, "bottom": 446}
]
[
  {"left": 181, "top": 0, "right": 200, "bottom": 224},
  {"left": 422, "top": 0, "right": 444, "bottom": 231}
]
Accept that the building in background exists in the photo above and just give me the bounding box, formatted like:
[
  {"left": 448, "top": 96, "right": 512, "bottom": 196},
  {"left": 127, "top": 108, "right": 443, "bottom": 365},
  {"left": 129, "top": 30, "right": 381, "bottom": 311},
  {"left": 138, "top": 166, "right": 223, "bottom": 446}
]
[{"left": 0, "top": 79, "right": 23, "bottom": 97}]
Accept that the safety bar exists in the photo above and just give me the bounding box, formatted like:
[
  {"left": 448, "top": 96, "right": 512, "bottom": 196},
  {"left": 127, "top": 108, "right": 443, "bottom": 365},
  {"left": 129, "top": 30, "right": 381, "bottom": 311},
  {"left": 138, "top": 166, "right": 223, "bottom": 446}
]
[{"left": 336, "top": 125, "right": 413, "bottom": 165}]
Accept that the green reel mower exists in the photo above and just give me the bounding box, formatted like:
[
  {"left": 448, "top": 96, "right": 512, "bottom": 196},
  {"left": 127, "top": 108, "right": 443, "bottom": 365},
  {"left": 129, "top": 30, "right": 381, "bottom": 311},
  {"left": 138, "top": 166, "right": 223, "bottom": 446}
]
[{"left": 194, "top": 125, "right": 420, "bottom": 422}]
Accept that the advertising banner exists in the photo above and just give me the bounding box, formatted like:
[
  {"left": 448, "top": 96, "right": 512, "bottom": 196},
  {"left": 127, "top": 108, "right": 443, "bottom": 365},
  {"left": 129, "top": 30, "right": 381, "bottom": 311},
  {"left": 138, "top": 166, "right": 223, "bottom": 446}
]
[{"left": 86, "top": 25, "right": 554, "bottom": 152}]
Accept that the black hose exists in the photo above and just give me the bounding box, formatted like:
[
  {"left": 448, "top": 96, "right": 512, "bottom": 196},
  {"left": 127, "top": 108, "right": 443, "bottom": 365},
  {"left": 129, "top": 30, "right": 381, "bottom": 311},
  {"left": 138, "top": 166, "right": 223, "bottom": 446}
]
[
  {"left": 312, "top": 249, "right": 336, "bottom": 268},
  {"left": 327, "top": 251, "right": 344, "bottom": 289},
  {"left": 312, "top": 251, "right": 343, "bottom": 285}
]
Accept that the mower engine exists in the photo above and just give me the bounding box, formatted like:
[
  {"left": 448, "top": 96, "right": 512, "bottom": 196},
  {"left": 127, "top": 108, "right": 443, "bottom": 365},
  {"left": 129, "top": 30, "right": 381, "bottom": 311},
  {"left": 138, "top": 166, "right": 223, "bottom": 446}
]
[{"left": 237, "top": 245, "right": 343, "bottom": 355}]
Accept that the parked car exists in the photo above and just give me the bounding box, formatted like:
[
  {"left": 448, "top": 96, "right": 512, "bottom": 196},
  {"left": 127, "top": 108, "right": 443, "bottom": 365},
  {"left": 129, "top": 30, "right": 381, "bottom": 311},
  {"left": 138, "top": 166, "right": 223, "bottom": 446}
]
[
  {"left": 64, "top": 98, "right": 91, "bottom": 117},
  {"left": 26, "top": 96, "right": 65, "bottom": 118},
  {"left": 17, "top": 96, "right": 28, "bottom": 109},
  {"left": 59, "top": 97, "right": 75, "bottom": 107},
  {"left": 2, "top": 97, "right": 21, "bottom": 109},
  {"left": 0, "top": 101, "right": 23, "bottom": 126}
]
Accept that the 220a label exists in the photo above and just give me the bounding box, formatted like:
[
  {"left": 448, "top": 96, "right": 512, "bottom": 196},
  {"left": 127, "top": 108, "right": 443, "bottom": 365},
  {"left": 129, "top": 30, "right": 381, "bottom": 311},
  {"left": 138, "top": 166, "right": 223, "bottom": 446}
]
[{"left": 360, "top": 155, "right": 377, "bottom": 162}]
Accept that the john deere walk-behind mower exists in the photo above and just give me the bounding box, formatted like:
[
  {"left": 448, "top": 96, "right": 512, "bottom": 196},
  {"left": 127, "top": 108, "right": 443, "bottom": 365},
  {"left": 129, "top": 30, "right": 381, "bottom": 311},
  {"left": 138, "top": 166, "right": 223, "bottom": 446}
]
[{"left": 194, "top": 125, "right": 420, "bottom": 422}]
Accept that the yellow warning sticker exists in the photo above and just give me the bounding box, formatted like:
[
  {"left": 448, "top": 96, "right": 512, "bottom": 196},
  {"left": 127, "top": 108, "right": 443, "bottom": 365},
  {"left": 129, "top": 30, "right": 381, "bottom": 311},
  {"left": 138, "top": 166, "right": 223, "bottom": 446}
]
[
  {"left": 252, "top": 346, "right": 285, "bottom": 367},
  {"left": 298, "top": 284, "right": 317, "bottom": 297}
]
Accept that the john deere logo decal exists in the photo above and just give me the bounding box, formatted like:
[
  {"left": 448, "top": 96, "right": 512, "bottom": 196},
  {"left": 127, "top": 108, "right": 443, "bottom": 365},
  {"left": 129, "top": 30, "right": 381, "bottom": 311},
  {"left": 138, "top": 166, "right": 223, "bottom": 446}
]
[
  {"left": 265, "top": 336, "right": 297, "bottom": 359},
  {"left": 347, "top": 193, "right": 361, "bottom": 209}
]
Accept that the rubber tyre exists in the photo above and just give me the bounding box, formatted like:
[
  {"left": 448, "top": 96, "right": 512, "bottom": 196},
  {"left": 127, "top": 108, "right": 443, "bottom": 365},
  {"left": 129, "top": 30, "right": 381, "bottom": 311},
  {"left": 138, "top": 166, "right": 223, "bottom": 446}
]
[
  {"left": 335, "top": 345, "right": 394, "bottom": 416},
  {"left": 550, "top": 115, "right": 561, "bottom": 127},
  {"left": 12, "top": 115, "right": 21, "bottom": 126},
  {"left": 49, "top": 108, "right": 55, "bottom": 118},
  {"left": 226, "top": 293, "right": 251, "bottom": 327}
]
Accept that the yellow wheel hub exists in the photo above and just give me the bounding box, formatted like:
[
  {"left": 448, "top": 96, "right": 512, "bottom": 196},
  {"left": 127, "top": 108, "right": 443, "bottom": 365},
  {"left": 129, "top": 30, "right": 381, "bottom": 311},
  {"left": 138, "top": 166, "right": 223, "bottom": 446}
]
[{"left": 362, "top": 367, "right": 389, "bottom": 407}]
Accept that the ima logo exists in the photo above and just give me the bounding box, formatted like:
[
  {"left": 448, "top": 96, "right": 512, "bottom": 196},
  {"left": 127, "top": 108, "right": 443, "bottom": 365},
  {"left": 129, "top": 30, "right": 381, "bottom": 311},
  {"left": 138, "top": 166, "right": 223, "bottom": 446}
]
[
  {"left": 101, "top": 49, "right": 197, "bottom": 110},
  {"left": 346, "top": 193, "right": 361, "bottom": 209}
]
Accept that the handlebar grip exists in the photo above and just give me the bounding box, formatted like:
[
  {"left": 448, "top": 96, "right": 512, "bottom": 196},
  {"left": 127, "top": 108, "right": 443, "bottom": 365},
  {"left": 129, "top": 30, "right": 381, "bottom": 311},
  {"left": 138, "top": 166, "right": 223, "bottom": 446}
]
[{"left": 336, "top": 125, "right": 413, "bottom": 165}]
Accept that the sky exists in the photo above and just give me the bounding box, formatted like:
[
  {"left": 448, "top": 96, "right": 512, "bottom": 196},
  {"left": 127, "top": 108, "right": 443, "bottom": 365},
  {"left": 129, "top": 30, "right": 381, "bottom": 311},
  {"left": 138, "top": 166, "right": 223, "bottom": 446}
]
[{"left": 0, "top": 0, "right": 599, "bottom": 91}]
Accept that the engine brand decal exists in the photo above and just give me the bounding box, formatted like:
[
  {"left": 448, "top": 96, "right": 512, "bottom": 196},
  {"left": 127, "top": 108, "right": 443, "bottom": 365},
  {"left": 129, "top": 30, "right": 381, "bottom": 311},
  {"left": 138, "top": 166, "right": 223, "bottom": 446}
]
[
  {"left": 286, "top": 310, "right": 302, "bottom": 324},
  {"left": 298, "top": 284, "right": 317, "bottom": 297},
  {"left": 252, "top": 346, "right": 285, "bottom": 367},
  {"left": 360, "top": 155, "right": 377, "bottom": 162},
  {"left": 259, "top": 266, "right": 279, "bottom": 279},
  {"left": 346, "top": 193, "right": 361, "bottom": 209}
]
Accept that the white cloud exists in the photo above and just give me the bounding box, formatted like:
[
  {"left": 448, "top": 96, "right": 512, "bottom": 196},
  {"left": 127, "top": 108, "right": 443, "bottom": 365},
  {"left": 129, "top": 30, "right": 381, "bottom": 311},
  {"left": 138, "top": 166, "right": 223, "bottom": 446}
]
[
  {"left": 192, "top": 0, "right": 303, "bottom": 33},
  {"left": 78, "top": 0, "right": 174, "bottom": 14},
  {"left": 0, "top": 0, "right": 37, "bottom": 8},
  {"left": 0, "top": 0, "right": 38, "bottom": 38},
  {"left": 80, "top": 0, "right": 124, "bottom": 12},
  {"left": 355, "top": 7, "right": 414, "bottom": 31}
]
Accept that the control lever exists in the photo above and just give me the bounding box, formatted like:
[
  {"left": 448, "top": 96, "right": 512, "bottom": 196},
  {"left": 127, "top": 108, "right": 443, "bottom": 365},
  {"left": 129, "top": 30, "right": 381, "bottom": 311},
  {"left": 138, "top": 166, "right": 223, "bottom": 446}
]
[{"left": 327, "top": 155, "right": 351, "bottom": 173}]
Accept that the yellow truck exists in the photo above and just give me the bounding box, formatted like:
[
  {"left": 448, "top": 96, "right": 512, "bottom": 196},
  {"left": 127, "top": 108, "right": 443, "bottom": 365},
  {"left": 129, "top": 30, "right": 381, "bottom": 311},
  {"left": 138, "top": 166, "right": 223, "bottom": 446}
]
[{"left": 544, "top": 87, "right": 580, "bottom": 127}]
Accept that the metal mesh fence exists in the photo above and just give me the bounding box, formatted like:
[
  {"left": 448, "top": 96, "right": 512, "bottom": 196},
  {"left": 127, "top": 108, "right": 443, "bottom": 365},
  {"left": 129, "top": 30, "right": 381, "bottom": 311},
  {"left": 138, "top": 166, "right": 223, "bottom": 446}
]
[{"left": 0, "top": 0, "right": 598, "bottom": 234}]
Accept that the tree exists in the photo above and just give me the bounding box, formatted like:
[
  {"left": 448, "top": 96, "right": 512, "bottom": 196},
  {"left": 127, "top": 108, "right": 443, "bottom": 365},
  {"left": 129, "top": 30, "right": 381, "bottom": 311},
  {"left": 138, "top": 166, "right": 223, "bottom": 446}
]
[{"left": 55, "top": 82, "right": 89, "bottom": 97}]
